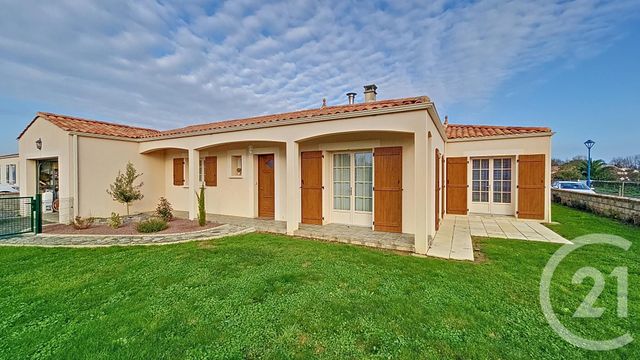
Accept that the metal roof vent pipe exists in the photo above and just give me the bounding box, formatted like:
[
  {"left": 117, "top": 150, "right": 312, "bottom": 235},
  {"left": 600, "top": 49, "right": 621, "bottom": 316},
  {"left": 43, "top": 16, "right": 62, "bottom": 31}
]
[
  {"left": 346, "top": 92, "right": 356, "bottom": 104},
  {"left": 363, "top": 84, "right": 377, "bottom": 102}
]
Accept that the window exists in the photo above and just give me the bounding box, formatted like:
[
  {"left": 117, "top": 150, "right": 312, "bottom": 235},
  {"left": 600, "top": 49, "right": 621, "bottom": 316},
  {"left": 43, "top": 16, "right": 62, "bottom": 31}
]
[
  {"left": 354, "top": 152, "right": 373, "bottom": 212},
  {"left": 4, "top": 164, "right": 16, "bottom": 184},
  {"left": 472, "top": 159, "right": 489, "bottom": 202},
  {"left": 198, "top": 159, "right": 205, "bottom": 183},
  {"left": 493, "top": 159, "right": 512, "bottom": 203},
  {"left": 333, "top": 154, "right": 351, "bottom": 210},
  {"left": 230, "top": 155, "right": 242, "bottom": 177}
]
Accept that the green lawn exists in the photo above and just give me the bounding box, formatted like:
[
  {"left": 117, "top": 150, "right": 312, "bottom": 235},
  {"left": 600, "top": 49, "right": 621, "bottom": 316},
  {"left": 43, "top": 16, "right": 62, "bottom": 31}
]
[{"left": 0, "top": 204, "right": 638, "bottom": 359}]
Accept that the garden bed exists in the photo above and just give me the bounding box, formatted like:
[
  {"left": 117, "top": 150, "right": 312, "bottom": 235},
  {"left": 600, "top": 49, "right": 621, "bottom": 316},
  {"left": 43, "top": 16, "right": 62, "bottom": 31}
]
[{"left": 44, "top": 218, "right": 220, "bottom": 235}]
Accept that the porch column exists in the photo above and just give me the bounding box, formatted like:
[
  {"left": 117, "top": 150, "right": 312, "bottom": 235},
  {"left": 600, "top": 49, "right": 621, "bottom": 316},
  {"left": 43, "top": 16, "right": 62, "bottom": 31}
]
[
  {"left": 188, "top": 148, "right": 200, "bottom": 220},
  {"left": 414, "top": 131, "right": 429, "bottom": 254},
  {"left": 285, "top": 140, "right": 299, "bottom": 234}
]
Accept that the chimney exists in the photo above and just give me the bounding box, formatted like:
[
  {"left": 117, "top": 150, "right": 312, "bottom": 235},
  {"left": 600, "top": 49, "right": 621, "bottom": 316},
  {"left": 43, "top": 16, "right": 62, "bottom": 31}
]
[
  {"left": 346, "top": 92, "right": 356, "bottom": 104},
  {"left": 363, "top": 84, "right": 377, "bottom": 102}
]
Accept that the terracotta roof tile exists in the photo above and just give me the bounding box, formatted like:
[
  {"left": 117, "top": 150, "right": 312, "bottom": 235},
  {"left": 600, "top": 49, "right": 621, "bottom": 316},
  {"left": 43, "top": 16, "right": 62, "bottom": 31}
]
[
  {"left": 147, "top": 96, "right": 430, "bottom": 138},
  {"left": 446, "top": 124, "right": 551, "bottom": 139},
  {"left": 22, "top": 97, "right": 430, "bottom": 140},
  {"left": 32, "top": 112, "right": 160, "bottom": 139}
]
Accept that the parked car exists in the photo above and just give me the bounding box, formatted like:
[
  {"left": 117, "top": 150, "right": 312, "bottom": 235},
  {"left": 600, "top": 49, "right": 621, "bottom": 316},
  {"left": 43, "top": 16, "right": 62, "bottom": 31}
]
[
  {"left": 552, "top": 181, "right": 596, "bottom": 194},
  {"left": 0, "top": 184, "right": 19, "bottom": 194}
]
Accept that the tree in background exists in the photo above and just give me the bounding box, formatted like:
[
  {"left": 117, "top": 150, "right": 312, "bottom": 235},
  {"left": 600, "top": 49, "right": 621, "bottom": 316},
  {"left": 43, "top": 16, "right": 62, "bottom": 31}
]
[
  {"left": 106, "top": 162, "right": 144, "bottom": 215},
  {"left": 577, "top": 159, "right": 617, "bottom": 181},
  {"left": 611, "top": 155, "right": 640, "bottom": 169}
]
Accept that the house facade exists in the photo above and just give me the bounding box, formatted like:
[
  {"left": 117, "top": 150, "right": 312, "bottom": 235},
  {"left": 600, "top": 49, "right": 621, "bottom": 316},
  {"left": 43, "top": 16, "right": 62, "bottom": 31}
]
[
  {"left": 0, "top": 154, "right": 19, "bottom": 190},
  {"left": 12, "top": 86, "right": 553, "bottom": 254}
]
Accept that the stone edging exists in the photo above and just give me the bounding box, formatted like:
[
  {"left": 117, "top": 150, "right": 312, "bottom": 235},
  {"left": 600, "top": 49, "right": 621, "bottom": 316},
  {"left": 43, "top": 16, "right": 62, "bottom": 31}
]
[
  {"left": 0, "top": 225, "right": 255, "bottom": 248},
  {"left": 38, "top": 224, "right": 227, "bottom": 238}
]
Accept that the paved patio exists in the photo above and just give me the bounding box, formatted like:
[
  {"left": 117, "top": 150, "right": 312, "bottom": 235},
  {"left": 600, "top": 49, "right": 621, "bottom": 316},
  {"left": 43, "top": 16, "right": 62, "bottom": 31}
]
[
  {"left": 427, "top": 214, "right": 571, "bottom": 261},
  {"left": 178, "top": 212, "right": 415, "bottom": 252},
  {"left": 295, "top": 223, "right": 414, "bottom": 252}
]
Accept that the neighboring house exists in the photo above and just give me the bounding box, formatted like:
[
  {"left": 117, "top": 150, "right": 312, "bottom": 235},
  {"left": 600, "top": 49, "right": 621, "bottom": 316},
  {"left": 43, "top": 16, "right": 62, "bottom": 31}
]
[
  {"left": 0, "top": 153, "right": 19, "bottom": 190},
  {"left": 12, "top": 85, "right": 553, "bottom": 254}
]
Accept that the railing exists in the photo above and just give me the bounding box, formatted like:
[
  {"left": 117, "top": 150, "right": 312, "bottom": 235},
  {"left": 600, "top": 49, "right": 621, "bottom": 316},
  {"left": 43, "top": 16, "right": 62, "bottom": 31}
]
[
  {"left": 0, "top": 194, "right": 42, "bottom": 237},
  {"left": 590, "top": 181, "right": 640, "bottom": 199}
]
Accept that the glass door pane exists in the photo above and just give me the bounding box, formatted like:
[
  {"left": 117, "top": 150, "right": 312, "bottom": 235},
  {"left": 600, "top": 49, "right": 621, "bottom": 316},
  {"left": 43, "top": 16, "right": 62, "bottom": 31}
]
[
  {"left": 354, "top": 152, "right": 373, "bottom": 212},
  {"left": 493, "top": 158, "right": 512, "bottom": 203},
  {"left": 472, "top": 159, "right": 489, "bottom": 202},
  {"left": 333, "top": 154, "right": 351, "bottom": 210}
]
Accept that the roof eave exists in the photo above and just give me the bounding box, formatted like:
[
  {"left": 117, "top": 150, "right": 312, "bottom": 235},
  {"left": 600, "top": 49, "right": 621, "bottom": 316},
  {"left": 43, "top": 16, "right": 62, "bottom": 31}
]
[
  {"left": 142, "top": 102, "right": 433, "bottom": 142},
  {"left": 446, "top": 131, "right": 554, "bottom": 143}
]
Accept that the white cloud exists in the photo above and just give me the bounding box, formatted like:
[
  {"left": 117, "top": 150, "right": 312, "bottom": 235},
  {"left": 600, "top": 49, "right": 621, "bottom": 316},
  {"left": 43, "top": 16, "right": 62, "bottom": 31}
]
[{"left": 0, "top": 0, "right": 638, "bottom": 130}]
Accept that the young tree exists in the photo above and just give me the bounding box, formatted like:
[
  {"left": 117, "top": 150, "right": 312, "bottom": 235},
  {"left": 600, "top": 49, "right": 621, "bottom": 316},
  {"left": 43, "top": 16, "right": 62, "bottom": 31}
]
[
  {"left": 106, "top": 162, "right": 144, "bottom": 215},
  {"left": 195, "top": 184, "right": 206, "bottom": 226}
]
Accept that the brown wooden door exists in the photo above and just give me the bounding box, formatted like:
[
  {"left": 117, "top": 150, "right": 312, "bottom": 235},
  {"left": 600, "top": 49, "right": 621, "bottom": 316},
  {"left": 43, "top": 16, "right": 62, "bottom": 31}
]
[
  {"left": 374, "top": 147, "right": 402, "bottom": 233},
  {"left": 435, "top": 149, "right": 441, "bottom": 231},
  {"left": 301, "top": 151, "right": 323, "bottom": 225},
  {"left": 258, "top": 154, "right": 275, "bottom": 218},
  {"left": 446, "top": 157, "right": 468, "bottom": 215},
  {"left": 517, "top": 154, "right": 546, "bottom": 220}
]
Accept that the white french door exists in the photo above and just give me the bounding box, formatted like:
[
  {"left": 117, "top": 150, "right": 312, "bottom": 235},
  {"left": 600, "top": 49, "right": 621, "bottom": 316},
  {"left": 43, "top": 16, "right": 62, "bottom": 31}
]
[
  {"left": 330, "top": 151, "right": 373, "bottom": 227},
  {"left": 469, "top": 157, "right": 515, "bottom": 215}
]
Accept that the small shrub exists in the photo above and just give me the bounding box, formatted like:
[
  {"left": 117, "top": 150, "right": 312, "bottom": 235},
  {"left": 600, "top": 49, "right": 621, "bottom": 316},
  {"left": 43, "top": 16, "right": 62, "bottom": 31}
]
[
  {"left": 137, "top": 218, "right": 168, "bottom": 233},
  {"left": 73, "top": 216, "right": 95, "bottom": 230},
  {"left": 108, "top": 212, "right": 122, "bottom": 229},
  {"left": 155, "top": 197, "right": 174, "bottom": 222}
]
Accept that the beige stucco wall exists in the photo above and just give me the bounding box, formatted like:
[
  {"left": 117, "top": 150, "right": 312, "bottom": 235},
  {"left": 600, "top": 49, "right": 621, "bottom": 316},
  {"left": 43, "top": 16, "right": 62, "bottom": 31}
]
[
  {"left": 77, "top": 136, "right": 164, "bottom": 218},
  {"left": 18, "top": 117, "right": 74, "bottom": 223},
  {"left": 445, "top": 134, "right": 553, "bottom": 222},
  {"left": 0, "top": 155, "right": 19, "bottom": 186},
  {"left": 163, "top": 143, "right": 287, "bottom": 220}
]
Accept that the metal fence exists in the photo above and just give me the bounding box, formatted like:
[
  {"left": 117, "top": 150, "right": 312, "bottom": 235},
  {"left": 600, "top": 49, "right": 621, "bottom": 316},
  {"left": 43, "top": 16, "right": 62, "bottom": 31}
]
[
  {"left": 591, "top": 181, "right": 640, "bottom": 199},
  {"left": 0, "top": 195, "right": 42, "bottom": 237}
]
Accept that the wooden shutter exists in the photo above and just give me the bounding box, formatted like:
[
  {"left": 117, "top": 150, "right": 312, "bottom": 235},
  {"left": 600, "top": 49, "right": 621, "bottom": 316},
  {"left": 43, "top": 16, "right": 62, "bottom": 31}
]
[
  {"left": 446, "top": 157, "right": 468, "bottom": 215},
  {"left": 374, "top": 147, "right": 403, "bottom": 233},
  {"left": 204, "top": 156, "right": 217, "bottom": 186},
  {"left": 517, "top": 154, "right": 546, "bottom": 220},
  {"left": 173, "top": 158, "right": 184, "bottom": 186},
  {"left": 435, "top": 149, "right": 441, "bottom": 231}
]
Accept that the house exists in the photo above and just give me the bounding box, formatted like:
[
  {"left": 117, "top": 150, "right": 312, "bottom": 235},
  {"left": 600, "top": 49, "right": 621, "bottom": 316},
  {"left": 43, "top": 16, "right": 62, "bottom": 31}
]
[
  {"left": 0, "top": 153, "right": 19, "bottom": 191},
  {"left": 12, "top": 85, "right": 553, "bottom": 254}
]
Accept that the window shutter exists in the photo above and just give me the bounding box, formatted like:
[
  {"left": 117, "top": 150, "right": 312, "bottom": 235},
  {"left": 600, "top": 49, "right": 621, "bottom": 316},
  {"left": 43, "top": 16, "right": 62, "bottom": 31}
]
[
  {"left": 204, "top": 156, "right": 217, "bottom": 186},
  {"left": 173, "top": 158, "right": 184, "bottom": 186}
]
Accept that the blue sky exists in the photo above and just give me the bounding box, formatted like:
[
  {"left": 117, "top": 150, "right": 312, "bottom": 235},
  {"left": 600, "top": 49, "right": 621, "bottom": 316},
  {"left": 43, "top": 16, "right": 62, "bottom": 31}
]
[{"left": 0, "top": 0, "right": 638, "bottom": 160}]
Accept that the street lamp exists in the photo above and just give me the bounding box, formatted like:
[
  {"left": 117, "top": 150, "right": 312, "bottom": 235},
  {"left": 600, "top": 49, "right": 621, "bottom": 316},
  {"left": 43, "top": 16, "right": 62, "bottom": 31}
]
[{"left": 584, "top": 139, "right": 595, "bottom": 188}]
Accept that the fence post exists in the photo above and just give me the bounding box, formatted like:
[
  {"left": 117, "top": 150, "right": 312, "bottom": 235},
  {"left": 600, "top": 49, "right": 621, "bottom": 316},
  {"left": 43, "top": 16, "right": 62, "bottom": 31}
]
[
  {"left": 34, "top": 194, "right": 42, "bottom": 234},
  {"left": 621, "top": 182, "right": 625, "bottom": 198}
]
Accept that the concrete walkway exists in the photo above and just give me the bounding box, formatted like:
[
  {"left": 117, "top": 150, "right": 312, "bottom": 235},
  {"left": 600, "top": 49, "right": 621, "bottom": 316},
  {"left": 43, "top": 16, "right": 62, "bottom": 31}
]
[{"left": 427, "top": 214, "right": 571, "bottom": 261}]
